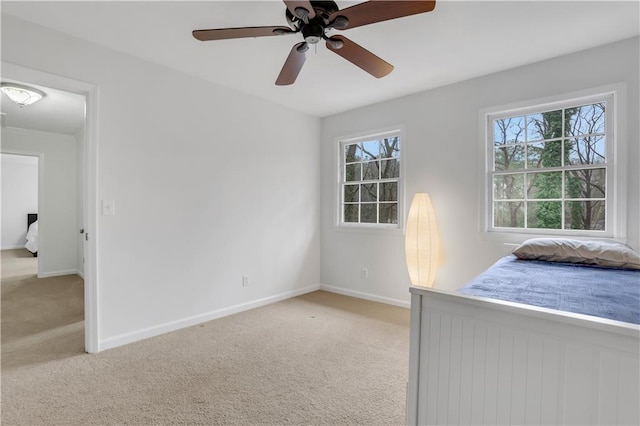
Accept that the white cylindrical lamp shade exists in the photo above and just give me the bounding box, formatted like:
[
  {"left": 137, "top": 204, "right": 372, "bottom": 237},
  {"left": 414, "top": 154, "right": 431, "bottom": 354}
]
[{"left": 405, "top": 193, "right": 439, "bottom": 287}]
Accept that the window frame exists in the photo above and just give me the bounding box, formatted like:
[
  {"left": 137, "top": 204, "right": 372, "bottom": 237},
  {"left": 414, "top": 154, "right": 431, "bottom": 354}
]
[
  {"left": 479, "top": 86, "right": 627, "bottom": 242},
  {"left": 336, "top": 127, "right": 404, "bottom": 231}
]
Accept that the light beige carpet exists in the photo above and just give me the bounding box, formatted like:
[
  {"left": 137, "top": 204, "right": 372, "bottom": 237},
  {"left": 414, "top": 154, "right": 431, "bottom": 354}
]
[
  {"left": 2, "top": 249, "right": 410, "bottom": 425},
  {"left": 1, "top": 249, "right": 85, "bottom": 369}
]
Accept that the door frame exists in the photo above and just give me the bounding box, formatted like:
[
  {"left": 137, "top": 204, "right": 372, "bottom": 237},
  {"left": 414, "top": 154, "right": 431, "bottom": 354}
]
[{"left": 2, "top": 62, "right": 99, "bottom": 353}]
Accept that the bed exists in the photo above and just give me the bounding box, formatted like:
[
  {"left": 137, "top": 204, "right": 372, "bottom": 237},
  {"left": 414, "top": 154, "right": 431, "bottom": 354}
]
[
  {"left": 407, "top": 239, "right": 640, "bottom": 425},
  {"left": 25, "top": 213, "right": 38, "bottom": 257}
]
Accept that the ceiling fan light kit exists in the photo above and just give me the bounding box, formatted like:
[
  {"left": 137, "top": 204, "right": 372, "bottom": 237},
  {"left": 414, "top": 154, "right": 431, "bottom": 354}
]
[
  {"left": 0, "top": 82, "right": 46, "bottom": 107},
  {"left": 193, "top": 0, "right": 436, "bottom": 86}
]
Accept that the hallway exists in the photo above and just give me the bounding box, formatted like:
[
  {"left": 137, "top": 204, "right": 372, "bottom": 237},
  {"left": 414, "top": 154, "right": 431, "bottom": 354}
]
[{"left": 1, "top": 248, "right": 84, "bottom": 368}]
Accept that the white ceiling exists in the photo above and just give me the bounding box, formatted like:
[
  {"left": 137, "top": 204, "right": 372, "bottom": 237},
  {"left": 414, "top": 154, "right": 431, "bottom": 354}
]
[
  {"left": 0, "top": 80, "right": 85, "bottom": 135},
  {"left": 2, "top": 1, "right": 639, "bottom": 119}
]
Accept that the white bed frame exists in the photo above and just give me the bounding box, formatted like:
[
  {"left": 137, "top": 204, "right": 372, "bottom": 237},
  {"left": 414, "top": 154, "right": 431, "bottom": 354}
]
[{"left": 407, "top": 286, "right": 640, "bottom": 425}]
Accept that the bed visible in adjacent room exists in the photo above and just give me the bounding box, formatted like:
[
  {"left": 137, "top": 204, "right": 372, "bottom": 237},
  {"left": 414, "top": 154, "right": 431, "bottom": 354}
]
[
  {"left": 407, "top": 239, "right": 640, "bottom": 426},
  {"left": 25, "top": 213, "right": 38, "bottom": 257}
]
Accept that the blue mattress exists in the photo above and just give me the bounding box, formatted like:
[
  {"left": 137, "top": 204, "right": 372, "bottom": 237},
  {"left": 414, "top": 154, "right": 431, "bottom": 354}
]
[{"left": 460, "top": 256, "right": 640, "bottom": 324}]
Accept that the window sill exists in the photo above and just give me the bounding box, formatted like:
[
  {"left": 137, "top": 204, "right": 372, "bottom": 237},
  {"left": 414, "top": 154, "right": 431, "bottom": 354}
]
[
  {"left": 481, "top": 228, "right": 623, "bottom": 244},
  {"left": 335, "top": 223, "right": 404, "bottom": 235}
]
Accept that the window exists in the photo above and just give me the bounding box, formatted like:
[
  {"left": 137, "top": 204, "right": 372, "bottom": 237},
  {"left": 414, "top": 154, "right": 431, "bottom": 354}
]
[
  {"left": 339, "top": 130, "right": 401, "bottom": 227},
  {"left": 486, "top": 92, "right": 616, "bottom": 236}
]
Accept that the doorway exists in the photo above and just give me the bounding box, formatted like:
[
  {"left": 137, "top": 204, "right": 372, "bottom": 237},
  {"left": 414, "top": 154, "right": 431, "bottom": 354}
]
[
  {"left": 1, "top": 62, "right": 98, "bottom": 353},
  {"left": 0, "top": 152, "right": 39, "bottom": 262}
]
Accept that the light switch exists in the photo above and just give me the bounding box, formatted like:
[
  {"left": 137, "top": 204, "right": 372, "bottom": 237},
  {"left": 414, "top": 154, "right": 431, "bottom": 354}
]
[{"left": 102, "top": 200, "right": 115, "bottom": 216}]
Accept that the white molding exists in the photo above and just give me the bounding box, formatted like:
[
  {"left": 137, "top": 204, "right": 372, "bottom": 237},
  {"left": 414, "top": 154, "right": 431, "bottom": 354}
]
[
  {"left": 319, "top": 283, "right": 410, "bottom": 309},
  {"left": 99, "top": 285, "right": 320, "bottom": 352},
  {"left": 76, "top": 270, "right": 84, "bottom": 279},
  {"left": 611, "top": 84, "right": 628, "bottom": 241},
  {"left": 38, "top": 269, "right": 78, "bottom": 278},
  {"left": 83, "top": 85, "right": 99, "bottom": 354},
  {"left": 1, "top": 245, "right": 29, "bottom": 250}
]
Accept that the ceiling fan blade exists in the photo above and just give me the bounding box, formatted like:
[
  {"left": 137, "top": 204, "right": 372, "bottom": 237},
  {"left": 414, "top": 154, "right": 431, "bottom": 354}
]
[
  {"left": 276, "top": 42, "right": 309, "bottom": 86},
  {"left": 283, "top": 0, "right": 316, "bottom": 21},
  {"left": 328, "top": 1, "right": 436, "bottom": 30},
  {"left": 326, "top": 35, "right": 393, "bottom": 78},
  {"left": 193, "top": 26, "right": 295, "bottom": 41}
]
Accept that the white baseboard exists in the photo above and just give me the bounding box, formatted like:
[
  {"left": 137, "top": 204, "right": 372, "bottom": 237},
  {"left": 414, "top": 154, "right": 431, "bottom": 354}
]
[
  {"left": 99, "top": 284, "right": 321, "bottom": 352},
  {"left": 38, "top": 269, "right": 78, "bottom": 278},
  {"left": 319, "top": 284, "right": 411, "bottom": 309},
  {"left": 1, "top": 245, "right": 27, "bottom": 250},
  {"left": 76, "top": 270, "right": 84, "bottom": 279}
]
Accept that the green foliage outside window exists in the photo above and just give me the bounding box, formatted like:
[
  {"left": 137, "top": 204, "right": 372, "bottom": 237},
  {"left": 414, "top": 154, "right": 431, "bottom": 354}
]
[
  {"left": 342, "top": 135, "right": 400, "bottom": 225},
  {"left": 492, "top": 101, "right": 607, "bottom": 232}
]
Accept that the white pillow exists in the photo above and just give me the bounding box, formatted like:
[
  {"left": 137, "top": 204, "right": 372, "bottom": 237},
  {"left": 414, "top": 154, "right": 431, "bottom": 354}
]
[{"left": 512, "top": 238, "right": 640, "bottom": 270}]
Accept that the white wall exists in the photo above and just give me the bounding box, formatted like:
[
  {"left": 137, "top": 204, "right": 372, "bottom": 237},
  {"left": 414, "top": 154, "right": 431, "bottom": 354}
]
[
  {"left": 321, "top": 37, "right": 640, "bottom": 302},
  {"left": 1, "top": 15, "right": 321, "bottom": 349},
  {"left": 1, "top": 153, "right": 38, "bottom": 249},
  {"left": 2, "top": 128, "right": 79, "bottom": 275}
]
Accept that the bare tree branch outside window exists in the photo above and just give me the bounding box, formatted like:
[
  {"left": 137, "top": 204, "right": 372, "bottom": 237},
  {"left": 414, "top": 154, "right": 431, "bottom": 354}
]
[{"left": 491, "top": 100, "right": 607, "bottom": 232}]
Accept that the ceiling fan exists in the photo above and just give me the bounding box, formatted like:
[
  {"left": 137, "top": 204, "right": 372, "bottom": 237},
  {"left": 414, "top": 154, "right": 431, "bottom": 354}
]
[{"left": 193, "top": 1, "right": 436, "bottom": 85}]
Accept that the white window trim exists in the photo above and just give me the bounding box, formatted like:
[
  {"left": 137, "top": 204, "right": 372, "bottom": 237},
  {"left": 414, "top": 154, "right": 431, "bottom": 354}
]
[
  {"left": 478, "top": 84, "right": 628, "bottom": 243},
  {"left": 335, "top": 125, "right": 406, "bottom": 233}
]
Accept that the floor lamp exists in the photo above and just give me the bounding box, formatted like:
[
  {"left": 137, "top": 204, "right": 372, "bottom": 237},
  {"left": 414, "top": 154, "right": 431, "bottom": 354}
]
[{"left": 405, "top": 193, "right": 439, "bottom": 287}]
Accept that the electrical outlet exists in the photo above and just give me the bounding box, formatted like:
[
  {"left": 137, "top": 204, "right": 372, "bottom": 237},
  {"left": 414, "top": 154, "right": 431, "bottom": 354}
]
[
  {"left": 242, "top": 276, "right": 249, "bottom": 287},
  {"left": 361, "top": 268, "right": 369, "bottom": 278}
]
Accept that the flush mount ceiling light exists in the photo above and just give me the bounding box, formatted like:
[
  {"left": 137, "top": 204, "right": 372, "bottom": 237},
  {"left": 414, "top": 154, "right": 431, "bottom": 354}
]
[{"left": 0, "top": 83, "right": 46, "bottom": 107}]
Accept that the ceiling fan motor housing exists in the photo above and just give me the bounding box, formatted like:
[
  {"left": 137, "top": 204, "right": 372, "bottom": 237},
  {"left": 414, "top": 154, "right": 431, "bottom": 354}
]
[
  {"left": 287, "top": 0, "right": 341, "bottom": 44},
  {"left": 302, "top": 22, "right": 324, "bottom": 44}
]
